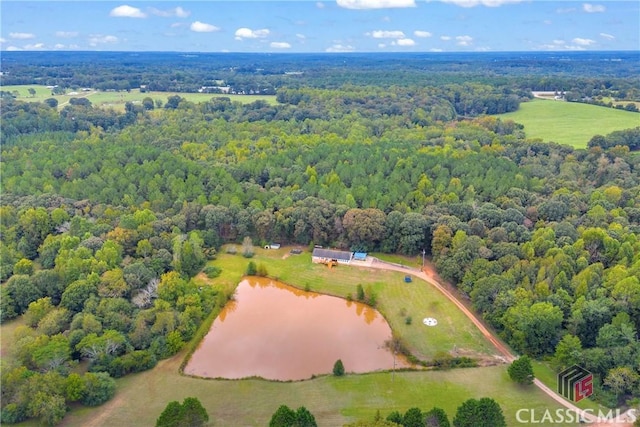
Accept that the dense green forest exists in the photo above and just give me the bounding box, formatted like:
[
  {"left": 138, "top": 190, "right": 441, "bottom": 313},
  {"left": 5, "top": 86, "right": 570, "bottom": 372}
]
[
  {"left": 1, "top": 54, "right": 639, "bottom": 425},
  {"left": 2, "top": 51, "right": 639, "bottom": 105}
]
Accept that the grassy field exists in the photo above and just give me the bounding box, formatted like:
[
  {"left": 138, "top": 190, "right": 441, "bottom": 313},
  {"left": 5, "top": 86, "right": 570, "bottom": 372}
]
[
  {"left": 51, "top": 357, "right": 588, "bottom": 427},
  {"left": 0, "top": 84, "right": 278, "bottom": 111},
  {"left": 496, "top": 98, "right": 640, "bottom": 148},
  {"left": 210, "top": 247, "right": 496, "bottom": 361},
  {"left": 0, "top": 246, "right": 607, "bottom": 426}
]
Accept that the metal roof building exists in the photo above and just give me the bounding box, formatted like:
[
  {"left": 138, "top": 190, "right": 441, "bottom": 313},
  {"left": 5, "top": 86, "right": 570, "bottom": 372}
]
[{"left": 311, "top": 248, "right": 353, "bottom": 264}]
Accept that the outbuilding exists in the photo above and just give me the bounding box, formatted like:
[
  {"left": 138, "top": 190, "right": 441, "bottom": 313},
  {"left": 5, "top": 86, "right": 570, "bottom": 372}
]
[
  {"left": 311, "top": 248, "right": 353, "bottom": 264},
  {"left": 353, "top": 252, "right": 367, "bottom": 261}
]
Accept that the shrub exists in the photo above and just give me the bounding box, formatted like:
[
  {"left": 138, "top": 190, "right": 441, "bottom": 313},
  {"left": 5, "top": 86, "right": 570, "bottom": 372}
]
[
  {"left": 203, "top": 265, "right": 222, "bottom": 279},
  {"left": 0, "top": 403, "right": 27, "bottom": 424},
  {"left": 81, "top": 372, "right": 116, "bottom": 406},
  {"left": 246, "top": 261, "right": 257, "bottom": 275},
  {"left": 333, "top": 359, "right": 345, "bottom": 376},
  {"left": 508, "top": 355, "right": 534, "bottom": 385},
  {"left": 108, "top": 350, "right": 157, "bottom": 378},
  {"left": 256, "top": 263, "right": 268, "bottom": 277}
]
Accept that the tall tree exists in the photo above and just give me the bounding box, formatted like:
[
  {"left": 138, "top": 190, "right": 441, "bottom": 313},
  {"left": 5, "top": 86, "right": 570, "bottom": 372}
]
[
  {"left": 453, "top": 398, "right": 506, "bottom": 427},
  {"left": 424, "top": 407, "right": 451, "bottom": 427},
  {"left": 507, "top": 355, "right": 534, "bottom": 385},
  {"left": 269, "top": 405, "right": 296, "bottom": 427}
]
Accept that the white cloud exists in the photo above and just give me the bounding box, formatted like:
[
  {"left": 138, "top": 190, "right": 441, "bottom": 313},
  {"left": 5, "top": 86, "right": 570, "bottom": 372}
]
[
  {"left": 556, "top": 7, "right": 576, "bottom": 13},
  {"left": 296, "top": 33, "right": 306, "bottom": 39},
  {"left": 325, "top": 43, "right": 355, "bottom": 52},
  {"left": 0, "top": 38, "right": 6, "bottom": 43},
  {"left": 55, "top": 31, "right": 79, "bottom": 38},
  {"left": 440, "top": 35, "right": 451, "bottom": 41},
  {"left": 540, "top": 40, "right": 591, "bottom": 51},
  {"left": 24, "top": 43, "right": 45, "bottom": 50},
  {"left": 369, "top": 30, "right": 405, "bottom": 39},
  {"left": 378, "top": 43, "right": 387, "bottom": 48},
  {"left": 6, "top": 46, "right": 22, "bottom": 51},
  {"left": 10, "top": 32, "right": 35, "bottom": 39},
  {"left": 316, "top": 2, "right": 326, "bottom": 8},
  {"left": 599, "top": 33, "right": 615, "bottom": 40},
  {"left": 337, "top": 0, "right": 415, "bottom": 9},
  {"left": 395, "top": 38, "right": 416, "bottom": 46},
  {"left": 414, "top": 30, "right": 432, "bottom": 38},
  {"left": 190, "top": 21, "right": 220, "bottom": 33},
  {"left": 430, "top": 48, "right": 444, "bottom": 52},
  {"left": 109, "top": 5, "right": 146, "bottom": 18},
  {"left": 583, "top": 3, "right": 605, "bottom": 13},
  {"left": 438, "top": 0, "right": 523, "bottom": 7},
  {"left": 572, "top": 37, "right": 595, "bottom": 46},
  {"left": 456, "top": 35, "right": 473, "bottom": 46},
  {"left": 149, "top": 7, "right": 190, "bottom": 18},
  {"left": 235, "top": 28, "right": 270, "bottom": 39},
  {"left": 270, "top": 42, "right": 291, "bottom": 49},
  {"left": 54, "top": 43, "right": 65, "bottom": 49},
  {"left": 88, "top": 35, "right": 118, "bottom": 46},
  {"left": 543, "top": 20, "right": 552, "bottom": 25}
]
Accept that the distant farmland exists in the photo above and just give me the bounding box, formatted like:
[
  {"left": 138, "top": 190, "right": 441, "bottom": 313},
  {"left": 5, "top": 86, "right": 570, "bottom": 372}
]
[
  {"left": 0, "top": 85, "right": 278, "bottom": 111},
  {"left": 496, "top": 98, "right": 639, "bottom": 148}
]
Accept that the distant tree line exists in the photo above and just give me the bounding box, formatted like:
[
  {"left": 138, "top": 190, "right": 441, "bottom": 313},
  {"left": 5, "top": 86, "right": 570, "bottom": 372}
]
[{"left": 1, "top": 69, "right": 639, "bottom": 425}]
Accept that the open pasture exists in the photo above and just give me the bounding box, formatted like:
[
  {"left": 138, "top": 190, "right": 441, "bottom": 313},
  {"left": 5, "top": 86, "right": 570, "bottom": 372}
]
[
  {"left": 496, "top": 98, "right": 639, "bottom": 148},
  {"left": 209, "top": 247, "right": 497, "bottom": 361},
  {"left": 0, "top": 84, "right": 278, "bottom": 111},
  {"left": 35, "top": 355, "right": 594, "bottom": 427},
  {"left": 0, "top": 246, "right": 605, "bottom": 427}
]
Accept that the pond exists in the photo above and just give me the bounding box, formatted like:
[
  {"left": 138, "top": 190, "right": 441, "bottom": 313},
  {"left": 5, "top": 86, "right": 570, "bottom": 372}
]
[{"left": 184, "top": 277, "right": 407, "bottom": 381}]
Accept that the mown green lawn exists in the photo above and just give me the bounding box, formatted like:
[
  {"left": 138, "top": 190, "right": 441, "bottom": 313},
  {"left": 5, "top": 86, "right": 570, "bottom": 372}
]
[
  {"left": 1, "top": 246, "right": 606, "bottom": 427},
  {"left": 496, "top": 98, "right": 640, "bottom": 148},
  {"left": 55, "top": 358, "right": 588, "bottom": 427},
  {"left": 208, "top": 247, "right": 495, "bottom": 360},
  {"left": 1, "top": 85, "right": 278, "bottom": 111}
]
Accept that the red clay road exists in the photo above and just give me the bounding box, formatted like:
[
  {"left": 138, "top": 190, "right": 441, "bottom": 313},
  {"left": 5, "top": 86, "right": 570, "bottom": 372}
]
[{"left": 363, "top": 258, "right": 634, "bottom": 426}]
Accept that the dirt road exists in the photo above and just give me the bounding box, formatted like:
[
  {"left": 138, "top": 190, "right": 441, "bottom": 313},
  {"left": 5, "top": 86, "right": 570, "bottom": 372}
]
[{"left": 362, "top": 258, "right": 634, "bottom": 426}]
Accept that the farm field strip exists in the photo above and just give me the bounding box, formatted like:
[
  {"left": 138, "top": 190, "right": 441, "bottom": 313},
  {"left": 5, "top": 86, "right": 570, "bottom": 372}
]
[
  {"left": 0, "top": 85, "right": 278, "bottom": 111},
  {"left": 496, "top": 98, "right": 639, "bottom": 148}
]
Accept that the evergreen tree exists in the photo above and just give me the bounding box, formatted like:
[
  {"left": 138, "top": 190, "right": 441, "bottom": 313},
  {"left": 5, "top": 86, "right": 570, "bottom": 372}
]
[
  {"left": 402, "top": 407, "right": 424, "bottom": 427},
  {"left": 156, "top": 401, "right": 183, "bottom": 427},
  {"left": 181, "top": 397, "right": 209, "bottom": 427},
  {"left": 424, "top": 407, "right": 451, "bottom": 427},
  {"left": 453, "top": 398, "right": 506, "bottom": 427},
  {"left": 386, "top": 411, "right": 402, "bottom": 424},
  {"left": 295, "top": 406, "right": 318, "bottom": 427},
  {"left": 156, "top": 397, "right": 208, "bottom": 427},
  {"left": 269, "top": 405, "right": 296, "bottom": 427},
  {"left": 246, "top": 261, "right": 257, "bottom": 275},
  {"left": 333, "top": 359, "right": 345, "bottom": 376}
]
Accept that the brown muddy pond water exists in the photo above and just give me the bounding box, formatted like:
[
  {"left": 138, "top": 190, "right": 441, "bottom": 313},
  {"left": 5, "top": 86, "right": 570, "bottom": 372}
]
[{"left": 184, "top": 277, "right": 407, "bottom": 381}]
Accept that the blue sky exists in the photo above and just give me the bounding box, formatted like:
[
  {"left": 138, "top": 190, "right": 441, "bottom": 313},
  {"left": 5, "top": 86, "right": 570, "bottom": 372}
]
[{"left": 1, "top": 1, "right": 638, "bottom": 52}]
